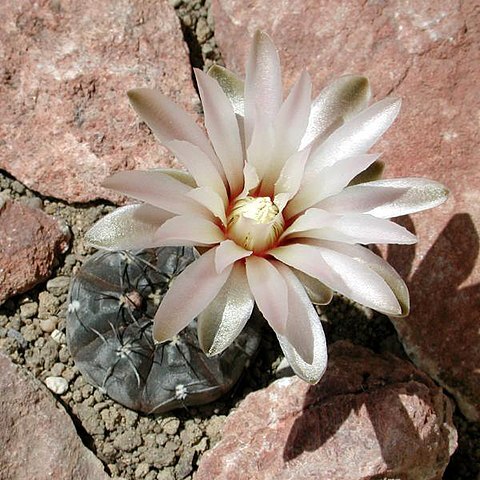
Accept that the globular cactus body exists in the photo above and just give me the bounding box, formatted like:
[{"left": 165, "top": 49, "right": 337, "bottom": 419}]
[{"left": 67, "top": 247, "right": 261, "bottom": 413}]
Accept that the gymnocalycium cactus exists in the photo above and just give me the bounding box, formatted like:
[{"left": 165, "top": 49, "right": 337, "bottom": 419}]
[{"left": 67, "top": 247, "right": 261, "bottom": 413}]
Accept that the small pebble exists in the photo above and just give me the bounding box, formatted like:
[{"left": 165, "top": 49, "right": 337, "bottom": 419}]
[
  {"left": 162, "top": 417, "right": 181, "bottom": 435},
  {"left": 46, "top": 276, "right": 71, "bottom": 295},
  {"left": 19, "top": 302, "right": 38, "bottom": 319},
  {"left": 62, "top": 366, "right": 77, "bottom": 381},
  {"left": 40, "top": 318, "right": 57, "bottom": 333},
  {"left": 21, "top": 197, "right": 43, "bottom": 210},
  {"left": 50, "top": 362, "right": 65, "bottom": 376},
  {"left": 45, "top": 376, "right": 69, "bottom": 395},
  {"left": 51, "top": 329, "right": 66, "bottom": 344}
]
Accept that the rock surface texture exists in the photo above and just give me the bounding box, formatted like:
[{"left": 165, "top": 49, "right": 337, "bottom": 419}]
[
  {"left": 0, "top": 352, "right": 110, "bottom": 480},
  {"left": 195, "top": 341, "right": 457, "bottom": 480},
  {"left": 0, "top": 199, "right": 70, "bottom": 304},
  {"left": 0, "top": 0, "right": 197, "bottom": 203},
  {"left": 212, "top": 0, "right": 480, "bottom": 421}
]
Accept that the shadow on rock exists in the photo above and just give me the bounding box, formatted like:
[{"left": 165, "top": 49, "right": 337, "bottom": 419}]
[
  {"left": 283, "top": 342, "right": 456, "bottom": 478},
  {"left": 387, "top": 213, "right": 480, "bottom": 421}
]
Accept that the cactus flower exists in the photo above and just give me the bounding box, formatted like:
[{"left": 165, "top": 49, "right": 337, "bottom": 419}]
[{"left": 86, "top": 31, "right": 448, "bottom": 383}]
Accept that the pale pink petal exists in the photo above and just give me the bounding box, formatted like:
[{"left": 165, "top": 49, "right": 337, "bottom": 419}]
[
  {"left": 127, "top": 88, "right": 225, "bottom": 178},
  {"left": 273, "top": 192, "right": 292, "bottom": 213},
  {"left": 281, "top": 208, "right": 337, "bottom": 241},
  {"left": 307, "top": 214, "right": 418, "bottom": 245},
  {"left": 152, "top": 168, "right": 197, "bottom": 187},
  {"left": 261, "top": 71, "right": 311, "bottom": 189},
  {"left": 153, "top": 248, "right": 232, "bottom": 342},
  {"left": 239, "top": 162, "right": 260, "bottom": 198},
  {"left": 274, "top": 262, "right": 328, "bottom": 383},
  {"left": 244, "top": 30, "right": 282, "bottom": 143},
  {"left": 286, "top": 153, "right": 380, "bottom": 218},
  {"left": 214, "top": 240, "right": 252, "bottom": 274},
  {"left": 103, "top": 170, "right": 208, "bottom": 216},
  {"left": 198, "top": 262, "right": 254, "bottom": 355},
  {"left": 274, "top": 261, "right": 315, "bottom": 364},
  {"left": 291, "top": 268, "right": 333, "bottom": 305},
  {"left": 85, "top": 204, "right": 174, "bottom": 251},
  {"left": 275, "top": 70, "right": 312, "bottom": 156},
  {"left": 245, "top": 256, "right": 288, "bottom": 334},
  {"left": 195, "top": 69, "right": 244, "bottom": 196},
  {"left": 318, "top": 178, "right": 449, "bottom": 218},
  {"left": 165, "top": 140, "right": 228, "bottom": 202},
  {"left": 320, "top": 240, "right": 409, "bottom": 316},
  {"left": 207, "top": 64, "right": 245, "bottom": 116},
  {"left": 186, "top": 187, "right": 227, "bottom": 226},
  {"left": 246, "top": 112, "right": 275, "bottom": 187},
  {"left": 155, "top": 215, "right": 224, "bottom": 246},
  {"left": 274, "top": 147, "right": 311, "bottom": 200},
  {"left": 300, "top": 75, "right": 371, "bottom": 149},
  {"left": 270, "top": 243, "right": 402, "bottom": 315},
  {"left": 306, "top": 97, "right": 401, "bottom": 176}
]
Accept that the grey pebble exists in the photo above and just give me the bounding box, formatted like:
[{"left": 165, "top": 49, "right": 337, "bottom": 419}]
[
  {"left": 46, "top": 276, "right": 71, "bottom": 295},
  {"left": 113, "top": 431, "right": 142, "bottom": 452}
]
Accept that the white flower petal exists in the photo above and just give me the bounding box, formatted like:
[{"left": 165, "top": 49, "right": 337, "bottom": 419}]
[
  {"left": 197, "top": 262, "right": 254, "bottom": 356},
  {"left": 246, "top": 112, "right": 275, "bottom": 186},
  {"left": 274, "top": 147, "right": 311, "bottom": 200},
  {"left": 270, "top": 243, "right": 402, "bottom": 315},
  {"left": 320, "top": 240, "right": 409, "bottom": 316},
  {"left": 153, "top": 248, "right": 232, "bottom": 342},
  {"left": 207, "top": 64, "right": 245, "bottom": 116},
  {"left": 314, "top": 213, "right": 417, "bottom": 245},
  {"left": 155, "top": 215, "right": 224, "bottom": 246},
  {"left": 165, "top": 140, "right": 228, "bottom": 202},
  {"left": 286, "top": 153, "right": 380, "bottom": 218},
  {"left": 85, "top": 204, "right": 173, "bottom": 251},
  {"left": 240, "top": 162, "right": 260, "bottom": 198},
  {"left": 195, "top": 69, "right": 244, "bottom": 197},
  {"left": 281, "top": 208, "right": 336, "bottom": 241},
  {"left": 275, "top": 265, "right": 328, "bottom": 383},
  {"left": 186, "top": 187, "right": 227, "bottom": 226},
  {"left": 291, "top": 268, "right": 333, "bottom": 305},
  {"left": 244, "top": 30, "right": 282, "bottom": 143},
  {"left": 245, "top": 256, "right": 288, "bottom": 334},
  {"left": 214, "top": 240, "right": 252, "bottom": 274},
  {"left": 301, "top": 75, "right": 371, "bottom": 149},
  {"left": 319, "top": 178, "right": 449, "bottom": 218},
  {"left": 127, "top": 88, "right": 225, "bottom": 178},
  {"left": 306, "top": 97, "right": 401, "bottom": 176},
  {"left": 274, "top": 262, "right": 316, "bottom": 364},
  {"left": 261, "top": 71, "right": 312, "bottom": 189},
  {"left": 103, "top": 169, "right": 208, "bottom": 216}
]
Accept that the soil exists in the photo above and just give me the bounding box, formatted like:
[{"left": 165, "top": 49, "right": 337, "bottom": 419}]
[{"left": 0, "top": 0, "right": 478, "bottom": 479}]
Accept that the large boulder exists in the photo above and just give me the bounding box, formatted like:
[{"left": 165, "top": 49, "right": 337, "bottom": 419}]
[
  {"left": 0, "top": 0, "right": 197, "bottom": 203},
  {"left": 0, "top": 352, "right": 110, "bottom": 480},
  {"left": 195, "top": 341, "right": 457, "bottom": 480},
  {"left": 212, "top": 0, "right": 480, "bottom": 421}
]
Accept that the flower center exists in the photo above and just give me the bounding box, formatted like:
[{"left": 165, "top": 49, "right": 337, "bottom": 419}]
[{"left": 227, "top": 196, "right": 285, "bottom": 253}]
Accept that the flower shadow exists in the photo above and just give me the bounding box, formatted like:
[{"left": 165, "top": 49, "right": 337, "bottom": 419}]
[
  {"left": 387, "top": 213, "right": 480, "bottom": 416},
  {"left": 283, "top": 342, "right": 449, "bottom": 469}
]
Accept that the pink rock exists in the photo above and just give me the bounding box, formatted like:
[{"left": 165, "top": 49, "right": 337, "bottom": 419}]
[
  {"left": 195, "top": 341, "right": 457, "bottom": 480},
  {"left": 0, "top": 0, "right": 197, "bottom": 203},
  {"left": 212, "top": 0, "right": 480, "bottom": 420},
  {"left": 0, "top": 352, "right": 110, "bottom": 479},
  {"left": 0, "top": 199, "right": 70, "bottom": 304}
]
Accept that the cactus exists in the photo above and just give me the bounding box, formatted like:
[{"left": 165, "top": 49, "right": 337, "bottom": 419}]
[{"left": 67, "top": 247, "right": 262, "bottom": 413}]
